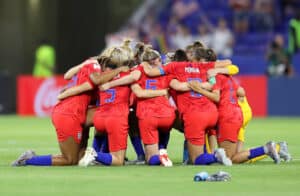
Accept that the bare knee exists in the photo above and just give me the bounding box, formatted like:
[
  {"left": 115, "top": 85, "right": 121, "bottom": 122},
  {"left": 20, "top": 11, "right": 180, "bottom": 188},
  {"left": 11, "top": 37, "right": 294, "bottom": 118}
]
[{"left": 112, "top": 156, "right": 124, "bottom": 166}]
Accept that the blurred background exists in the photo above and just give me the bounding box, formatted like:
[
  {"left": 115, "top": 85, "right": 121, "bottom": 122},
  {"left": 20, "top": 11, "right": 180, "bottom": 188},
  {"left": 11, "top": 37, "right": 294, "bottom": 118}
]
[{"left": 0, "top": 0, "right": 300, "bottom": 116}]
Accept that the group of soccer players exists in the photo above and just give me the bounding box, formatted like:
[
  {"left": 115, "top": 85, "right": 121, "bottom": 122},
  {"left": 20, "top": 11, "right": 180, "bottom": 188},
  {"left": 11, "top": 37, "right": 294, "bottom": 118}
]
[{"left": 12, "top": 39, "right": 291, "bottom": 167}]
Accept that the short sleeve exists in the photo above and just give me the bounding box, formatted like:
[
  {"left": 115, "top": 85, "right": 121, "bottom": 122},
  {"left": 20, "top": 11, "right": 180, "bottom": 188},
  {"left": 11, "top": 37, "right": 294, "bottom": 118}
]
[{"left": 162, "top": 63, "right": 175, "bottom": 75}]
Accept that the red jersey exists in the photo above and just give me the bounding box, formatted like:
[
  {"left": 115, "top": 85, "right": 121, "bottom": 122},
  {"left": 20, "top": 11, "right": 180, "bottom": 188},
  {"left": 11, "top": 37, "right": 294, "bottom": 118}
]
[
  {"left": 134, "top": 65, "right": 175, "bottom": 118},
  {"left": 96, "top": 72, "right": 131, "bottom": 116},
  {"left": 214, "top": 74, "right": 242, "bottom": 122},
  {"left": 162, "top": 62, "right": 217, "bottom": 114},
  {"left": 53, "top": 62, "right": 101, "bottom": 123}
]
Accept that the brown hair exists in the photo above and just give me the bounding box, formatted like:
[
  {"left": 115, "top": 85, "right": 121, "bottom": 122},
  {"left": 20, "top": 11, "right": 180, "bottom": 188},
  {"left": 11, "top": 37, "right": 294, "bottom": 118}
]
[
  {"left": 192, "top": 47, "right": 207, "bottom": 62},
  {"left": 206, "top": 49, "right": 217, "bottom": 61},
  {"left": 173, "top": 49, "right": 188, "bottom": 62},
  {"left": 133, "top": 42, "right": 145, "bottom": 64},
  {"left": 193, "top": 41, "right": 204, "bottom": 48}
]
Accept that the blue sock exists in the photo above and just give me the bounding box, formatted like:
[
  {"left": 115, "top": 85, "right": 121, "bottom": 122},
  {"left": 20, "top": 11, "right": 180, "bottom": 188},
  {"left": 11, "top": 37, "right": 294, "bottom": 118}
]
[
  {"left": 93, "top": 135, "right": 107, "bottom": 152},
  {"left": 148, "top": 155, "right": 161, "bottom": 165},
  {"left": 194, "top": 153, "right": 218, "bottom": 165},
  {"left": 248, "top": 146, "right": 265, "bottom": 159},
  {"left": 130, "top": 136, "right": 145, "bottom": 158},
  {"left": 25, "top": 155, "right": 52, "bottom": 166},
  {"left": 182, "top": 140, "right": 189, "bottom": 162},
  {"left": 100, "top": 137, "right": 109, "bottom": 153},
  {"left": 159, "top": 132, "right": 170, "bottom": 149},
  {"left": 95, "top": 152, "right": 112, "bottom": 165}
]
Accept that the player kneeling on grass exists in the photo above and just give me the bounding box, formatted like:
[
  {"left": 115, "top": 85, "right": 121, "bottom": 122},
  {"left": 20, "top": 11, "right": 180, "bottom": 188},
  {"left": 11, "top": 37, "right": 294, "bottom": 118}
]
[
  {"left": 85, "top": 47, "right": 175, "bottom": 166},
  {"left": 11, "top": 52, "right": 128, "bottom": 166},
  {"left": 189, "top": 73, "right": 291, "bottom": 164},
  {"left": 236, "top": 88, "right": 292, "bottom": 163},
  {"left": 130, "top": 48, "right": 175, "bottom": 166},
  {"left": 141, "top": 47, "right": 236, "bottom": 166}
]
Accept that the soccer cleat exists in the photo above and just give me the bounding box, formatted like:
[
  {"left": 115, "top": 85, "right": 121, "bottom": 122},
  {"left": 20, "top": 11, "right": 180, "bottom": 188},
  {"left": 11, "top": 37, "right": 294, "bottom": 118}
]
[
  {"left": 214, "top": 148, "right": 232, "bottom": 166},
  {"left": 265, "top": 141, "right": 281, "bottom": 164},
  {"left": 207, "top": 171, "right": 231, "bottom": 182},
  {"left": 278, "top": 141, "right": 292, "bottom": 162},
  {"left": 11, "top": 150, "right": 36, "bottom": 167},
  {"left": 159, "top": 149, "right": 173, "bottom": 167},
  {"left": 78, "top": 147, "right": 97, "bottom": 167}
]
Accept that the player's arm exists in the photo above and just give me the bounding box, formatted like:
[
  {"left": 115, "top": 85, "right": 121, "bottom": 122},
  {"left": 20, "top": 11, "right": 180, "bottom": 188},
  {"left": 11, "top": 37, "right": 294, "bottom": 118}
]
[
  {"left": 131, "top": 83, "right": 168, "bottom": 98},
  {"left": 169, "top": 79, "right": 190, "bottom": 92},
  {"left": 207, "top": 65, "right": 239, "bottom": 78},
  {"left": 141, "top": 62, "right": 164, "bottom": 77},
  {"left": 237, "top": 86, "right": 246, "bottom": 97},
  {"left": 100, "top": 70, "right": 141, "bottom": 91},
  {"left": 200, "top": 82, "right": 213, "bottom": 91},
  {"left": 57, "top": 82, "right": 93, "bottom": 100},
  {"left": 213, "top": 59, "right": 232, "bottom": 68},
  {"left": 189, "top": 81, "right": 220, "bottom": 102},
  {"left": 64, "top": 63, "right": 85, "bottom": 80},
  {"left": 90, "top": 66, "right": 129, "bottom": 86}
]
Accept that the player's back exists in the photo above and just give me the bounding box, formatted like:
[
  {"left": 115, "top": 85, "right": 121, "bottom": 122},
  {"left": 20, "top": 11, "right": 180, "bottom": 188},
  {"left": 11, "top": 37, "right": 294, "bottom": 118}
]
[
  {"left": 165, "top": 62, "right": 217, "bottom": 113},
  {"left": 135, "top": 65, "right": 174, "bottom": 118},
  {"left": 53, "top": 62, "right": 101, "bottom": 122},
  {"left": 216, "top": 74, "right": 242, "bottom": 122},
  {"left": 97, "top": 71, "right": 131, "bottom": 116}
]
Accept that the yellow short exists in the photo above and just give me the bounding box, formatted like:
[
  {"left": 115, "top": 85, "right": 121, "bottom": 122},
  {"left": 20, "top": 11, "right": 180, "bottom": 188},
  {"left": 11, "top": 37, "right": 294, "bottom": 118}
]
[{"left": 238, "top": 97, "right": 252, "bottom": 142}]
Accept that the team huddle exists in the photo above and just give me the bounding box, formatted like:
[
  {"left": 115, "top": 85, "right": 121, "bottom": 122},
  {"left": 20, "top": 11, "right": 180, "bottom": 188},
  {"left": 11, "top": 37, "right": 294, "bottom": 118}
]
[{"left": 12, "top": 40, "right": 292, "bottom": 167}]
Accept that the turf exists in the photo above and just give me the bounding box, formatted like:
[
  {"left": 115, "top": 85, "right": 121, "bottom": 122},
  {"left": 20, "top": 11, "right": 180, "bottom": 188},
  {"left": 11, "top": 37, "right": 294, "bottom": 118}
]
[{"left": 0, "top": 115, "right": 299, "bottom": 196}]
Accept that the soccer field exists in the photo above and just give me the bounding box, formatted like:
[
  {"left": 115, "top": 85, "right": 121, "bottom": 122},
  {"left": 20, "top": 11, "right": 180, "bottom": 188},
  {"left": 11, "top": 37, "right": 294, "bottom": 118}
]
[{"left": 0, "top": 116, "right": 299, "bottom": 196}]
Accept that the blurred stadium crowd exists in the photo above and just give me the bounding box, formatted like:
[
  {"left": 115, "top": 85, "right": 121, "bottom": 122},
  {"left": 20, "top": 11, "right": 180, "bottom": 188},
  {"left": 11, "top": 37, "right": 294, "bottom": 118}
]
[{"left": 106, "top": 0, "right": 300, "bottom": 76}]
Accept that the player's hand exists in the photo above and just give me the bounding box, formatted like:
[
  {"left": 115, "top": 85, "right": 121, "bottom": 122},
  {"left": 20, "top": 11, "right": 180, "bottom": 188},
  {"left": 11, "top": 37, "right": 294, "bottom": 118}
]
[
  {"left": 188, "top": 81, "right": 203, "bottom": 92},
  {"left": 188, "top": 80, "right": 201, "bottom": 88},
  {"left": 207, "top": 69, "right": 218, "bottom": 78},
  {"left": 199, "top": 82, "right": 212, "bottom": 90},
  {"left": 100, "top": 83, "right": 110, "bottom": 91}
]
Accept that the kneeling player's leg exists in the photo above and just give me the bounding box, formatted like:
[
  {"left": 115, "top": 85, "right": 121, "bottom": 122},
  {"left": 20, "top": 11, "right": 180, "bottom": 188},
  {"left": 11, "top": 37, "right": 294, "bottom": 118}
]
[
  {"left": 184, "top": 112, "right": 221, "bottom": 165},
  {"left": 94, "top": 116, "right": 128, "bottom": 166},
  {"left": 232, "top": 141, "right": 280, "bottom": 164},
  {"left": 158, "top": 116, "right": 175, "bottom": 150},
  {"left": 27, "top": 113, "right": 82, "bottom": 166},
  {"left": 139, "top": 117, "right": 160, "bottom": 165},
  {"left": 145, "top": 144, "right": 161, "bottom": 165},
  {"left": 218, "top": 120, "right": 241, "bottom": 159},
  {"left": 206, "top": 128, "right": 217, "bottom": 153},
  {"left": 53, "top": 137, "right": 80, "bottom": 165},
  {"left": 128, "top": 110, "right": 145, "bottom": 161}
]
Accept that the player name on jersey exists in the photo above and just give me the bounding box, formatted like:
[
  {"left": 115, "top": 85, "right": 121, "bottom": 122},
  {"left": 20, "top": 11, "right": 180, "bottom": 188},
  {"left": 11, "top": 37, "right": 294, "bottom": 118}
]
[{"left": 185, "top": 67, "right": 200, "bottom": 73}]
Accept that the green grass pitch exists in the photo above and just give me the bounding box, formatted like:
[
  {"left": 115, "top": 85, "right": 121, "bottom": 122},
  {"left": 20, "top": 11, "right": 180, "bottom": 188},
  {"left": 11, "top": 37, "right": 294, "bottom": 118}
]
[{"left": 0, "top": 115, "right": 299, "bottom": 196}]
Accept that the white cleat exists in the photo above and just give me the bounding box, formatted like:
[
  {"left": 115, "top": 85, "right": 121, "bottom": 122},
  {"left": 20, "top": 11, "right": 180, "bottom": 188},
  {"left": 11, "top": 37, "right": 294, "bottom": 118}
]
[
  {"left": 265, "top": 141, "right": 281, "bottom": 164},
  {"left": 11, "top": 150, "right": 36, "bottom": 167},
  {"left": 159, "top": 149, "right": 173, "bottom": 167},
  {"left": 214, "top": 148, "right": 232, "bottom": 166},
  {"left": 278, "top": 141, "right": 292, "bottom": 162},
  {"left": 78, "top": 147, "right": 97, "bottom": 167}
]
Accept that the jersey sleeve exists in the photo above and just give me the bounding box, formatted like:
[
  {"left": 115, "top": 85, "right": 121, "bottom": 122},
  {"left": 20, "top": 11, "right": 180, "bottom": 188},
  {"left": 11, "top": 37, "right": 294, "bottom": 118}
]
[
  {"left": 86, "top": 63, "right": 101, "bottom": 88},
  {"left": 202, "top": 62, "right": 215, "bottom": 70},
  {"left": 162, "top": 63, "right": 175, "bottom": 75},
  {"left": 212, "top": 75, "right": 222, "bottom": 91}
]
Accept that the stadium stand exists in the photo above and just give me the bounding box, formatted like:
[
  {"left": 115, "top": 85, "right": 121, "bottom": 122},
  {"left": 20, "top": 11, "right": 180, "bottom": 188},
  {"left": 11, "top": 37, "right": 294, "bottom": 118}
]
[{"left": 109, "top": 0, "right": 300, "bottom": 75}]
